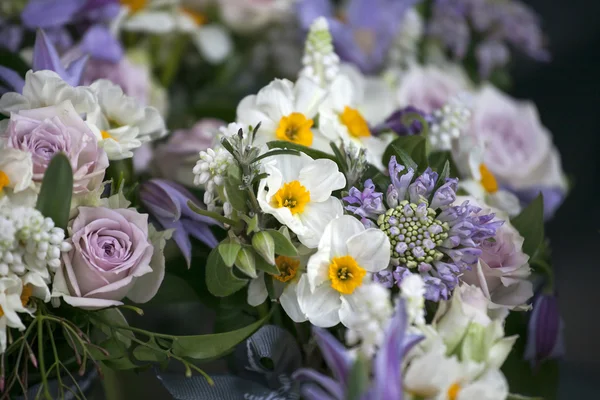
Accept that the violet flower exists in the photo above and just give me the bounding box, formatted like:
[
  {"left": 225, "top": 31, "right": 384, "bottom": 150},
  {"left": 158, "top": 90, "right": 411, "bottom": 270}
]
[
  {"left": 345, "top": 157, "right": 502, "bottom": 301},
  {"left": 372, "top": 106, "right": 431, "bottom": 137},
  {"left": 297, "top": 0, "right": 419, "bottom": 74},
  {"left": 139, "top": 179, "right": 219, "bottom": 267},
  {"left": 293, "top": 299, "right": 422, "bottom": 399},
  {"left": 524, "top": 293, "right": 565, "bottom": 368}
]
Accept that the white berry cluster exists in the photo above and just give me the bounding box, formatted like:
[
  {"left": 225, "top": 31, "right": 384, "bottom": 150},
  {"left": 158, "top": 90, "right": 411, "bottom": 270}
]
[
  {"left": 299, "top": 17, "right": 340, "bottom": 88},
  {"left": 0, "top": 200, "right": 72, "bottom": 279},
  {"left": 344, "top": 283, "right": 394, "bottom": 358},
  {"left": 193, "top": 147, "right": 234, "bottom": 212},
  {"left": 429, "top": 95, "right": 472, "bottom": 151}
]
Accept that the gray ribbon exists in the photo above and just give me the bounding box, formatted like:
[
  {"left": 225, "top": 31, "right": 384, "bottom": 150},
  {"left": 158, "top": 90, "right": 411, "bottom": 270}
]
[{"left": 157, "top": 325, "right": 302, "bottom": 400}]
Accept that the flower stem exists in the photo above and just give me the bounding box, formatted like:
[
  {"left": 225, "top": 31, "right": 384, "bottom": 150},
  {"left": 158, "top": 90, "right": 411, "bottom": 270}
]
[
  {"left": 161, "top": 35, "right": 188, "bottom": 87},
  {"left": 36, "top": 316, "right": 52, "bottom": 400}
]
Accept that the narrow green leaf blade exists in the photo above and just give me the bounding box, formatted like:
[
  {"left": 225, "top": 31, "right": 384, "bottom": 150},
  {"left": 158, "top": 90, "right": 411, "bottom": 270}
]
[
  {"left": 347, "top": 355, "right": 370, "bottom": 400},
  {"left": 171, "top": 313, "right": 271, "bottom": 360},
  {"left": 205, "top": 248, "right": 248, "bottom": 297},
  {"left": 510, "top": 194, "right": 545, "bottom": 258},
  {"left": 35, "top": 153, "right": 73, "bottom": 230},
  {"left": 224, "top": 179, "right": 248, "bottom": 212},
  {"left": 267, "top": 140, "right": 341, "bottom": 167}
]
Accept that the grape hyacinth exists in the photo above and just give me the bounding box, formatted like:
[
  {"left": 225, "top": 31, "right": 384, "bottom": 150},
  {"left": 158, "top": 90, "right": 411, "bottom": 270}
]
[
  {"left": 0, "top": 199, "right": 71, "bottom": 279},
  {"left": 344, "top": 156, "right": 502, "bottom": 301}
]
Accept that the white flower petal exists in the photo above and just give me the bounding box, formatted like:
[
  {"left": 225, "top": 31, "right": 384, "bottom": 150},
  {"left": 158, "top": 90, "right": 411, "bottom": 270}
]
[
  {"left": 346, "top": 228, "right": 391, "bottom": 272},
  {"left": 306, "top": 247, "right": 332, "bottom": 291},
  {"left": 247, "top": 273, "right": 268, "bottom": 307},
  {"left": 294, "top": 76, "right": 328, "bottom": 118},
  {"left": 296, "top": 275, "right": 341, "bottom": 328},
  {"left": 193, "top": 24, "right": 233, "bottom": 64},
  {"left": 298, "top": 159, "right": 345, "bottom": 202},
  {"left": 280, "top": 280, "right": 307, "bottom": 323},
  {"left": 317, "top": 215, "right": 365, "bottom": 257},
  {"left": 297, "top": 197, "right": 344, "bottom": 248}
]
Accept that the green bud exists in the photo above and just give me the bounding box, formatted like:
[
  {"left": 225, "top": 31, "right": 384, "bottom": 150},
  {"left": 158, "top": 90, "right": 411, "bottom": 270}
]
[
  {"left": 252, "top": 231, "right": 276, "bottom": 265},
  {"left": 235, "top": 247, "right": 257, "bottom": 278},
  {"left": 218, "top": 242, "right": 242, "bottom": 268}
]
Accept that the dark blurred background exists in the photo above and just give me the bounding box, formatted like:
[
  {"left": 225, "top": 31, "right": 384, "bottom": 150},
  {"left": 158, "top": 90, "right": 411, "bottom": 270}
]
[{"left": 514, "top": 0, "right": 600, "bottom": 397}]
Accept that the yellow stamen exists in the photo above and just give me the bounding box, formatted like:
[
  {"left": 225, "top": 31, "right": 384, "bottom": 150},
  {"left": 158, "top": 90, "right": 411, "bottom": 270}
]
[
  {"left": 276, "top": 113, "right": 314, "bottom": 146},
  {"left": 447, "top": 382, "right": 461, "bottom": 400},
  {"left": 0, "top": 171, "right": 10, "bottom": 191},
  {"left": 0, "top": 284, "right": 33, "bottom": 318},
  {"left": 100, "top": 130, "right": 114, "bottom": 140},
  {"left": 339, "top": 106, "right": 371, "bottom": 138},
  {"left": 328, "top": 255, "right": 366, "bottom": 295},
  {"left": 121, "top": 0, "right": 147, "bottom": 13},
  {"left": 271, "top": 181, "right": 311, "bottom": 215},
  {"left": 479, "top": 164, "right": 498, "bottom": 193},
  {"left": 181, "top": 7, "right": 207, "bottom": 26},
  {"left": 272, "top": 256, "right": 300, "bottom": 283}
]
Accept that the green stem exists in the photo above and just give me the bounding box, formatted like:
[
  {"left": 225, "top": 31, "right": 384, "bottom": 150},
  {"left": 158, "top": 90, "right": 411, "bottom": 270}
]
[
  {"left": 160, "top": 35, "right": 188, "bottom": 87},
  {"left": 256, "top": 302, "right": 270, "bottom": 320},
  {"left": 37, "top": 316, "right": 52, "bottom": 400},
  {"left": 46, "top": 321, "right": 64, "bottom": 399}
]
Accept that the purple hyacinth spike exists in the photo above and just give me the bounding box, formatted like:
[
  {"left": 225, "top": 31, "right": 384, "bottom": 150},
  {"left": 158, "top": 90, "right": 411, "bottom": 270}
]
[
  {"left": 525, "top": 293, "right": 565, "bottom": 368},
  {"left": 139, "top": 179, "right": 219, "bottom": 267}
]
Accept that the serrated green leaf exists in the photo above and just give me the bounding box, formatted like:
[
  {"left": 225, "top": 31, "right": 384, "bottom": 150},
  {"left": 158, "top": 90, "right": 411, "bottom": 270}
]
[
  {"left": 171, "top": 313, "right": 271, "bottom": 360},
  {"left": 347, "top": 355, "right": 370, "bottom": 400},
  {"left": 218, "top": 242, "right": 242, "bottom": 267},
  {"left": 205, "top": 248, "right": 248, "bottom": 297},
  {"left": 266, "top": 229, "right": 298, "bottom": 256},
  {"left": 35, "top": 153, "right": 73, "bottom": 230},
  {"left": 267, "top": 140, "right": 341, "bottom": 167},
  {"left": 224, "top": 179, "right": 248, "bottom": 212},
  {"left": 235, "top": 246, "right": 257, "bottom": 278},
  {"left": 510, "top": 194, "right": 545, "bottom": 259}
]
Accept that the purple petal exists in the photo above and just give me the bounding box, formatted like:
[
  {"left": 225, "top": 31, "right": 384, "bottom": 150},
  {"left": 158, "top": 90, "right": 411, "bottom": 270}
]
[
  {"left": 21, "top": 0, "right": 87, "bottom": 29},
  {"left": 512, "top": 186, "right": 565, "bottom": 220},
  {"left": 0, "top": 66, "right": 25, "bottom": 94},
  {"left": 32, "top": 29, "right": 68, "bottom": 77},
  {"left": 181, "top": 219, "right": 219, "bottom": 250},
  {"left": 293, "top": 369, "right": 344, "bottom": 400},
  {"left": 64, "top": 54, "right": 89, "bottom": 87},
  {"left": 525, "top": 294, "right": 565, "bottom": 367},
  {"left": 79, "top": 25, "right": 123, "bottom": 62},
  {"left": 297, "top": 0, "right": 335, "bottom": 29},
  {"left": 312, "top": 327, "right": 352, "bottom": 386}
]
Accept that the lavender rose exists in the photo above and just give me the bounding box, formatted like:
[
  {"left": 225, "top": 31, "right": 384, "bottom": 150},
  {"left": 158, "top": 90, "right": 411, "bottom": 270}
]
[
  {"left": 53, "top": 206, "right": 166, "bottom": 309},
  {"left": 3, "top": 100, "right": 109, "bottom": 194},
  {"left": 457, "top": 196, "right": 533, "bottom": 310},
  {"left": 468, "top": 85, "right": 567, "bottom": 216},
  {"left": 152, "top": 119, "right": 224, "bottom": 186}
]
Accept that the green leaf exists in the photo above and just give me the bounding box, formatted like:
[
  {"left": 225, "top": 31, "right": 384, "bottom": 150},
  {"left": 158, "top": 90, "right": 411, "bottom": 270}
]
[
  {"left": 35, "top": 153, "right": 73, "bottom": 230},
  {"left": 224, "top": 179, "right": 248, "bottom": 212},
  {"left": 235, "top": 246, "right": 258, "bottom": 278},
  {"left": 507, "top": 395, "right": 543, "bottom": 400},
  {"left": 218, "top": 242, "right": 242, "bottom": 268},
  {"left": 0, "top": 49, "right": 29, "bottom": 80},
  {"left": 252, "top": 231, "right": 276, "bottom": 265},
  {"left": 266, "top": 229, "right": 298, "bottom": 256},
  {"left": 253, "top": 149, "right": 302, "bottom": 163},
  {"left": 329, "top": 141, "right": 349, "bottom": 172},
  {"left": 87, "top": 337, "right": 127, "bottom": 361},
  {"left": 347, "top": 355, "right": 370, "bottom": 400},
  {"left": 171, "top": 313, "right": 271, "bottom": 360},
  {"left": 133, "top": 342, "right": 168, "bottom": 362},
  {"left": 205, "top": 247, "right": 248, "bottom": 297},
  {"left": 428, "top": 151, "right": 460, "bottom": 177},
  {"left": 383, "top": 136, "right": 428, "bottom": 171},
  {"left": 255, "top": 254, "right": 280, "bottom": 275},
  {"left": 510, "top": 194, "right": 545, "bottom": 259},
  {"left": 382, "top": 139, "right": 418, "bottom": 172},
  {"left": 188, "top": 200, "right": 239, "bottom": 227},
  {"left": 267, "top": 140, "right": 341, "bottom": 167}
]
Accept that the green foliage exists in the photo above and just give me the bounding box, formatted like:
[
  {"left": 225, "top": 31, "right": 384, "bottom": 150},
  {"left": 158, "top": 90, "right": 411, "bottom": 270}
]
[
  {"left": 35, "top": 154, "right": 73, "bottom": 230},
  {"left": 205, "top": 247, "right": 248, "bottom": 297},
  {"left": 218, "top": 242, "right": 242, "bottom": 267},
  {"left": 510, "top": 194, "right": 545, "bottom": 259},
  {"left": 347, "top": 355, "right": 370, "bottom": 400},
  {"left": 382, "top": 136, "right": 425, "bottom": 171},
  {"left": 428, "top": 151, "right": 460, "bottom": 177},
  {"left": 266, "top": 229, "right": 298, "bottom": 257},
  {"left": 252, "top": 231, "right": 276, "bottom": 265},
  {"left": 0, "top": 48, "right": 30, "bottom": 78},
  {"left": 224, "top": 177, "right": 248, "bottom": 212},
  {"left": 267, "top": 140, "right": 341, "bottom": 168},
  {"left": 235, "top": 246, "right": 258, "bottom": 278}
]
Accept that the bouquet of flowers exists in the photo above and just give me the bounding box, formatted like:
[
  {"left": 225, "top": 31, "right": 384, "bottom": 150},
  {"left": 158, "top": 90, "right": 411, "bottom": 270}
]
[{"left": 0, "top": 0, "right": 566, "bottom": 399}]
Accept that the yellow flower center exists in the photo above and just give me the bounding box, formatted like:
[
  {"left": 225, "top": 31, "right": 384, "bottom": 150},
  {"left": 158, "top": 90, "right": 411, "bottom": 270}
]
[
  {"left": 271, "top": 180, "right": 311, "bottom": 215},
  {"left": 328, "top": 255, "right": 366, "bottom": 295},
  {"left": 339, "top": 106, "right": 371, "bottom": 138},
  {"left": 100, "top": 130, "right": 114, "bottom": 140},
  {"left": 181, "top": 7, "right": 207, "bottom": 25},
  {"left": 0, "top": 284, "right": 33, "bottom": 318},
  {"left": 479, "top": 164, "right": 498, "bottom": 193},
  {"left": 121, "top": 0, "right": 147, "bottom": 13},
  {"left": 272, "top": 256, "right": 300, "bottom": 283},
  {"left": 447, "top": 382, "right": 461, "bottom": 400},
  {"left": 0, "top": 171, "right": 10, "bottom": 191},
  {"left": 276, "top": 113, "right": 314, "bottom": 146}
]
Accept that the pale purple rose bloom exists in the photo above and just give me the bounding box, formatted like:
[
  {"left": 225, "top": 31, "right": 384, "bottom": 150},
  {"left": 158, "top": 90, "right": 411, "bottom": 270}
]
[
  {"left": 458, "top": 195, "right": 533, "bottom": 310},
  {"left": 58, "top": 207, "right": 161, "bottom": 309},
  {"left": 468, "top": 85, "right": 567, "bottom": 217},
  {"left": 83, "top": 57, "right": 151, "bottom": 105},
  {"left": 152, "top": 119, "right": 225, "bottom": 186},
  {"left": 4, "top": 101, "right": 109, "bottom": 194}
]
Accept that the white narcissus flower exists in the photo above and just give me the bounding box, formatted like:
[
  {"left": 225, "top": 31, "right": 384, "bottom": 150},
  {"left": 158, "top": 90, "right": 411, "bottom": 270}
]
[
  {"left": 236, "top": 77, "right": 331, "bottom": 152},
  {"left": 87, "top": 79, "right": 167, "bottom": 160},
  {"left": 297, "top": 215, "right": 390, "bottom": 327},
  {"left": 404, "top": 339, "right": 509, "bottom": 400},
  {"left": 257, "top": 153, "right": 345, "bottom": 248},
  {"left": 453, "top": 134, "right": 522, "bottom": 217},
  {"left": 0, "top": 70, "right": 97, "bottom": 115},
  {"left": 0, "top": 147, "right": 33, "bottom": 194},
  {"left": 120, "top": 0, "right": 232, "bottom": 64},
  {"left": 247, "top": 255, "right": 307, "bottom": 323},
  {"left": 318, "top": 64, "right": 396, "bottom": 170}
]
